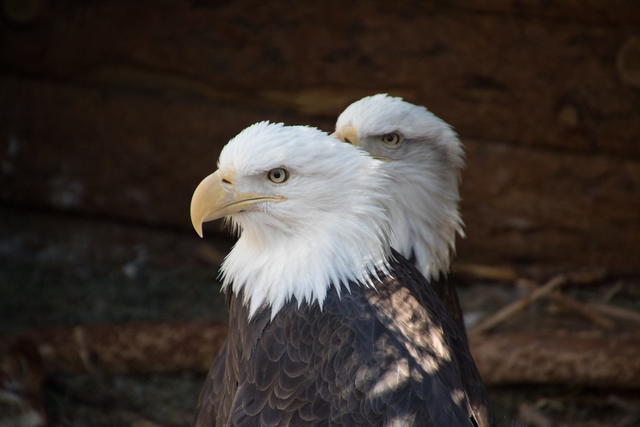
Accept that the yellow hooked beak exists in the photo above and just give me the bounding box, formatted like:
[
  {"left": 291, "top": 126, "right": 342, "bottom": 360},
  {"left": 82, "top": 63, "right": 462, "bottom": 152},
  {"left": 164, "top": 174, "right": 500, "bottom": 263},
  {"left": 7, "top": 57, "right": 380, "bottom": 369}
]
[
  {"left": 331, "top": 126, "right": 392, "bottom": 162},
  {"left": 190, "top": 167, "right": 286, "bottom": 237},
  {"left": 331, "top": 125, "right": 359, "bottom": 146}
]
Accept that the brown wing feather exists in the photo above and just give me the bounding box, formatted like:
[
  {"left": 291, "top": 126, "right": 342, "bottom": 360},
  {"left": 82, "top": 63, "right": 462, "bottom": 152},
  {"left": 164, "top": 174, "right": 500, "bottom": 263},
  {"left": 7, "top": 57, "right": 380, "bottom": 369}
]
[
  {"left": 193, "top": 250, "right": 493, "bottom": 427},
  {"left": 407, "top": 249, "right": 467, "bottom": 342},
  {"left": 392, "top": 251, "right": 495, "bottom": 427}
]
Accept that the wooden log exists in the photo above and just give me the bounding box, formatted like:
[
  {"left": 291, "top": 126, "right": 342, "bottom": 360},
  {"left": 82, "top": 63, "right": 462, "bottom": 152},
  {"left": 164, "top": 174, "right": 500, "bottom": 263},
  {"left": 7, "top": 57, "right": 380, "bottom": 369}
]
[
  {"left": 1, "top": 0, "right": 638, "bottom": 157},
  {"left": 450, "top": 264, "right": 517, "bottom": 282},
  {"left": 0, "top": 322, "right": 229, "bottom": 375},
  {"left": 458, "top": 141, "right": 640, "bottom": 268},
  {"left": 3, "top": 322, "right": 640, "bottom": 388},
  {"left": 1, "top": 78, "right": 639, "bottom": 268},
  {"left": 0, "top": 76, "right": 332, "bottom": 228},
  {"left": 469, "top": 332, "right": 640, "bottom": 388},
  {"left": 446, "top": 0, "right": 640, "bottom": 25}
]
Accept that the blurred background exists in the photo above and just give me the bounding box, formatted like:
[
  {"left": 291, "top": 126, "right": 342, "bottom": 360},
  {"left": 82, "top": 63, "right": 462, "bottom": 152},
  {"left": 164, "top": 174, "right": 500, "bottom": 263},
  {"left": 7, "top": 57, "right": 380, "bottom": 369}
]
[{"left": 1, "top": 1, "right": 639, "bottom": 426}]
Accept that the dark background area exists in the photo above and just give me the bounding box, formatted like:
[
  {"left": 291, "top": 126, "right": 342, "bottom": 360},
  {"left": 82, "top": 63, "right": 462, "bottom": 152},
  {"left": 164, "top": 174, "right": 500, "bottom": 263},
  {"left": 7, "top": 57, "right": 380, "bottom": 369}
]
[{"left": 1, "top": 1, "right": 640, "bottom": 426}]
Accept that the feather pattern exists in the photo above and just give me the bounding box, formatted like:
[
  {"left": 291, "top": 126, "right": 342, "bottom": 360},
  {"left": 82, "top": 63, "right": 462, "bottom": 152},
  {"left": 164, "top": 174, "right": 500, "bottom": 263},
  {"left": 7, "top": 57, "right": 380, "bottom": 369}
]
[
  {"left": 192, "top": 251, "right": 494, "bottom": 427},
  {"left": 190, "top": 122, "right": 493, "bottom": 427},
  {"left": 335, "top": 94, "right": 465, "bottom": 282},
  {"left": 335, "top": 95, "right": 492, "bottom": 422},
  {"left": 217, "top": 122, "right": 392, "bottom": 318}
]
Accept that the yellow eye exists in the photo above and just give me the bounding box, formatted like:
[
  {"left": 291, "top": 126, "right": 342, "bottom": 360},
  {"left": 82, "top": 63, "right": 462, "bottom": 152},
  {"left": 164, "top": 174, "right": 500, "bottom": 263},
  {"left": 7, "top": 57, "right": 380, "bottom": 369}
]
[
  {"left": 381, "top": 133, "right": 400, "bottom": 146},
  {"left": 267, "top": 168, "right": 289, "bottom": 183}
]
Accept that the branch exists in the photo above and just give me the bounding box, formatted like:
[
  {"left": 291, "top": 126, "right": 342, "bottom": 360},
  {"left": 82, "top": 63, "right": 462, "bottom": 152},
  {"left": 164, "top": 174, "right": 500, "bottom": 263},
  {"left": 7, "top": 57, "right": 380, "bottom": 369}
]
[
  {"left": 468, "top": 275, "right": 567, "bottom": 335},
  {"left": 588, "top": 303, "right": 640, "bottom": 324},
  {"left": 547, "top": 292, "right": 615, "bottom": 329},
  {"left": 517, "top": 278, "right": 615, "bottom": 329}
]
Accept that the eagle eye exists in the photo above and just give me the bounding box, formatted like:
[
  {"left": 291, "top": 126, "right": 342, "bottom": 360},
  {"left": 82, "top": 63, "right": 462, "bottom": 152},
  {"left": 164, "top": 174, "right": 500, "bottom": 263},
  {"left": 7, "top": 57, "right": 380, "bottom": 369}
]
[
  {"left": 267, "top": 168, "right": 289, "bottom": 184},
  {"left": 381, "top": 133, "right": 400, "bottom": 146}
]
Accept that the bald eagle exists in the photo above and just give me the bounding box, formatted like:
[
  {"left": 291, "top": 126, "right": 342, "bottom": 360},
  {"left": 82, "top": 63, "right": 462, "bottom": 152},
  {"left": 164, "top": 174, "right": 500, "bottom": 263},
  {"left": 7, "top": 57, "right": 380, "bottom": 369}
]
[
  {"left": 333, "top": 95, "right": 464, "bottom": 284},
  {"left": 190, "top": 122, "right": 492, "bottom": 427},
  {"left": 333, "top": 95, "right": 494, "bottom": 425}
]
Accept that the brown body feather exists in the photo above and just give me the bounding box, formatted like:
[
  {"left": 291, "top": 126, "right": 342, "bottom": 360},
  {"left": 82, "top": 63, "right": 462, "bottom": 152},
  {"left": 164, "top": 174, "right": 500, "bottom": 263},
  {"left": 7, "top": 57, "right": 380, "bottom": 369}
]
[
  {"left": 193, "top": 250, "right": 494, "bottom": 427},
  {"left": 406, "top": 251, "right": 468, "bottom": 345}
]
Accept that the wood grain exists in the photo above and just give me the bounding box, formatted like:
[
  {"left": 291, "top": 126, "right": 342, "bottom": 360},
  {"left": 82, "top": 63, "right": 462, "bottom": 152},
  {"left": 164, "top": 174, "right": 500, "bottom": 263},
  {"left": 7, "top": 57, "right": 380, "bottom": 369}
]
[
  {"left": 1, "top": 0, "right": 638, "bottom": 156},
  {"left": 3, "top": 322, "right": 640, "bottom": 387},
  {"left": 1, "top": 1, "right": 639, "bottom": 267}
]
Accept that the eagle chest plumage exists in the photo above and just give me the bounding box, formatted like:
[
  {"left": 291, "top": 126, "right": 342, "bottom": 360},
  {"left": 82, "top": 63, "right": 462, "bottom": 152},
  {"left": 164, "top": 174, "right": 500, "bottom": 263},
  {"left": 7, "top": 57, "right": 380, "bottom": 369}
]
[{"left": 193, "top": 253, "right": 481, "bottom": 427}]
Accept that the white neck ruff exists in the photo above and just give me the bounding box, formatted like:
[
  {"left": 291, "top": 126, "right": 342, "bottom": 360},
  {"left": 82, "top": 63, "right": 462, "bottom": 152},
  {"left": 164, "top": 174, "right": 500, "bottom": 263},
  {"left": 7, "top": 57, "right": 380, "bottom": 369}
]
[
  {"left": 384, "top": 157, "right": 463, "bottom": 281},
  {"left": 221, "top": 208, "right": 391, "bottom": 319},
  {"left": 220, "top": 160, "right": 393, "bottom": 318}
]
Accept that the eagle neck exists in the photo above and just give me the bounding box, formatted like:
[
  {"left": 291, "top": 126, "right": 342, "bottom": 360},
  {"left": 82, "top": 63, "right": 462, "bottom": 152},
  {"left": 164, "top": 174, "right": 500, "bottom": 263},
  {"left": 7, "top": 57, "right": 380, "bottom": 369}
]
[
  {"left": 221, "top": 202, "right": 392, "bottom": 319},
  {"left": 384, "top": 159, "right": 463, "bottom": 281}
]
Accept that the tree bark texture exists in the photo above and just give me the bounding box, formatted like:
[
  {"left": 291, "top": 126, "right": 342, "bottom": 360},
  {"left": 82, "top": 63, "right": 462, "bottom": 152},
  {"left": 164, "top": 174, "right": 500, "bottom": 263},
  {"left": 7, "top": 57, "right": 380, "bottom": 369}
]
[
  {"left": 2, "top": 323, "right": 640, "bottom": 388},
  {"left": 1, "top": 0, "right": 639, "bottom": 267}
]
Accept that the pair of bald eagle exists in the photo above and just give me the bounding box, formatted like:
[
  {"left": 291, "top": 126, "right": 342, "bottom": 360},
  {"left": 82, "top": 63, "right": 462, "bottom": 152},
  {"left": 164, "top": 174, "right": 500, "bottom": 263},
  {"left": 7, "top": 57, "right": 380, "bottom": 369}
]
[{"left": 189, "top": 95, "right": 495, "bottom": 427}]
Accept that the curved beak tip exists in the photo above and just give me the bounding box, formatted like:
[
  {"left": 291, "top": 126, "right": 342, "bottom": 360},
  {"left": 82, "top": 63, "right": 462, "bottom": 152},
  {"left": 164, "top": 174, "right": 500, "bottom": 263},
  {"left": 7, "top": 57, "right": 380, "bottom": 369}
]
[
  {"left": 190, "top": 172, "right": 219, "bottom": 238},
  {"left": 190, "top": 203, "right": 205, "bottom": 238},
  {"left": 193, "top": 222, "right": 204, "bottom": 238}
]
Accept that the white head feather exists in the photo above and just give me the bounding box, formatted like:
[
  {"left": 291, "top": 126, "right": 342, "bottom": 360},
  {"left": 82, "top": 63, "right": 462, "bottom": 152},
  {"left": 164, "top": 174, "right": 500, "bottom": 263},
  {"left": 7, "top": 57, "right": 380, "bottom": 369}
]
[
  {"left": 335, "top": 94, "right": 464, "bottom": 281},
  {"left": 216, "top": 122, "right": 392, "bottom": 318}
]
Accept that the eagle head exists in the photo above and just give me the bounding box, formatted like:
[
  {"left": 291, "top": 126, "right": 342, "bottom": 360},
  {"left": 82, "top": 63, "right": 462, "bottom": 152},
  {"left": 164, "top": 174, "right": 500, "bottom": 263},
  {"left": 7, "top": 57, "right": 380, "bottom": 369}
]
[
  {"left": 190, "top": 122, "right": 392, "bottom": 317},
  {"left": 333, "top": 94, "right": 465, "bottom": 280}
]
